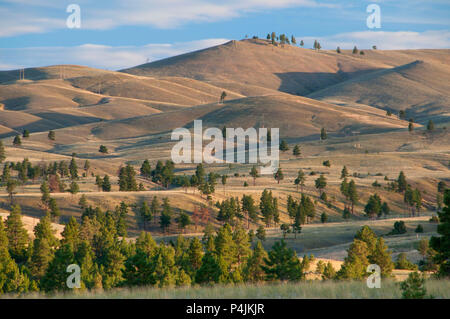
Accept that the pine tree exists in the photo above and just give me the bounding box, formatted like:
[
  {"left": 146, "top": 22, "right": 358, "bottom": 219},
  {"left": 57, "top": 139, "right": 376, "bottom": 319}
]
[
  {"left": 40, "top": 180, "right": 51, "bottom": 210},
  {"left": 13, "top": 135, "right": 22, "bottom": 146},
  {"left": 61, "top": 217, "right": 81, "bottom": 252},
  {"left": 0, "top": 217, "right": 33, "bottom": 294},
  {"left": 243, "top": 241, "right": 267, "bottom": 282},
  {"left": 6, "top": 205, "right": 29, "bottom": 263},
  {"left": 102, "top": 175, "right": 111, "bottom": 192},
  {"left": 233, "top": 226, "right": 251, "bottom": 266},
  {"left": 69, "top": 156, "right": 78, "bottom": 180},
  {"left": 397, "top": 171, "right": 407, "bottom": 192},
  {"left": 341, "top": 166, "right": 349, "bottom": 179},
  {"left": 293, "top": 144, "right": 301, "bottom": 156},
  {"left": 0, "top": 141, "right": 5, "bottom": 163},
  {"left": 336, "top": 46, "right": 341, "bottom": 53},
  {"left": 427, "top": 120, "right": 435, "bottom": 131},
  {"left": 139, "top": 201, "right": 152, "bottom": 230},
  {"left": 249, "top": 165, "right": 259, "bottom": 186},
  {"left": 320, "top": 128, "right": 327, "bottom": 140},
  {"left": 187, "top": 238, "right": 203, "bottom": 276},
  {"left": 352, "top": 46, "right": 358, "bottom": 54},
  {"left": 430, "top": 189, "right": 450, "bottom": 277},
  {"left": 315, "top": 174, "right": 327, "bottom": 195},
  {"left": 364, "top": 194, "right": 382, "bottom": 218},
  {"left": 274, "top": 167, "right": 284, "bottom": 184},
  {"left": 262, "top": 240, "right": 304, "bottom": 281},
  {"left": 6, "top": 179, "right": 16, "bottom": 204},
  {"left": 294, "top": 169, "right": 306, "bottom": 193},
  {"left": 337, "top": 239, "right": 369, "bottom": 279},
  {"left": 370, "top": 237, "right": 394, "bottom": 277},
  {"left": 99, "top": 145, "right": 108, "bottom": 154},
  {"left": 48, "top": 197, "right": 60, "bottom": 221},
  {"left": 177, "top": 212, "right": 191, "bottom": 233},
  {"left": 256, "top": 225, "right": 266, "bottom": 241},
  {"left": 150, "top": 196, "right": 160, "bottom": 224},
  {"left": 69, "top": 181, "right": 79, "bottom": 195},
  {"left": 400, "top": 272, "right": 427, "bottom": 299},
  {"left": 348, "top": 180, "right": 359, "bottom": 214},
  {"left": 279, "top": 140, "right": 289, "bottom": 152},
  {"left": 30, "top": 213, "right": 56, "bottom": 279},
  {"left": 48, "top": 130, "right": 55, "bottom": 141},
  {"left": 140, "top": 159, "right": 152, "bottom": 179},
  {"left": 160, "top": 198, "right": 172, "bottom": 233},
  {"left": 40, "top": 243, "right": 76, "bottom": 292}
]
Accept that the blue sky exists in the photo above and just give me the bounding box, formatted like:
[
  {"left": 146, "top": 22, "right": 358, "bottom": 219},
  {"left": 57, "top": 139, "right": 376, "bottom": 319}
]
[{"left": 0, "top": 0, "right": 449, "bottom": 70}]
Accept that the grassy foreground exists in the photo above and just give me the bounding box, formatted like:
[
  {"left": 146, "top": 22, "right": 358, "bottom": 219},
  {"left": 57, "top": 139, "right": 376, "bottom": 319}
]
[{"left": 9, "top": 279, "right": 450, "bottom": 299}]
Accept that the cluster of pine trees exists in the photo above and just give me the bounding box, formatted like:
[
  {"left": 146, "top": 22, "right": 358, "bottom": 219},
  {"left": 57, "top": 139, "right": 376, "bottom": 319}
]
[{"left": 0, "top": 204, "right": 310, "bottom": 295}]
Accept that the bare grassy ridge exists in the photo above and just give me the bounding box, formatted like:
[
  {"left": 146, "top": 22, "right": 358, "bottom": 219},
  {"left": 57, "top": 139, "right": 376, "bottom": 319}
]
[{"left": 8, "top": 279, "right": 450, "bottom": 299}]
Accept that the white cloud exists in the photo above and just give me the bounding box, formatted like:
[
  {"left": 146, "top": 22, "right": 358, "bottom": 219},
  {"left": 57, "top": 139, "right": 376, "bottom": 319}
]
[
  {"left": 0, "top": 38, "right": 229, "bottom": 70},
  {"left": 301, "top": 30, "right": 450, "bottom": 50},
  {"left": 0, "top": 0, "right": 332, "bottom": 37}
]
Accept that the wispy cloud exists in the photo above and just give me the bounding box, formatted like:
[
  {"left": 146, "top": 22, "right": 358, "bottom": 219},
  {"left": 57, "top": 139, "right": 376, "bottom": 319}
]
[
  {"left": 302, "top": 30, "right": 450, "bottom": 50},
  {"left": 0, "top": 0, "right": 333, "bottom": 37},
  {"left": 0, "top": 38, "right": 229, "bottom": 70}
]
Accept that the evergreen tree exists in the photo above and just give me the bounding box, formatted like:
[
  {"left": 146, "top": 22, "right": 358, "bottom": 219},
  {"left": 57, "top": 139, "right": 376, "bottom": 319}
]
[
  {"left": 48, "top": 130, "right": 55, "bottom": 141},
  {"left": 341, "top": 166, "right": 349, "bottom": 179},
  {"left": 400, "top": 272, "right": 427, "bottom": 299},
  {"left": 249, "top": 165, "right": 259, "bottom": 186},
  {"left": 6, "top": 179, "right": 17, "bottom": 204},
  {"left": 262, "top": 240, "right": 304, "bottom": 281},
  {"left": 243, "top": 241, "right": 267, "bottom": 282},
  {"left": 320, "top": 128, "right": 327, "bottom": 140},
  {"left": 274, "top": 167, "right": 284, "bottom": 184},
  {"left": 160, "top": 198, "right": 172, "bottom": 233},
  {"left": 0, "top": 141, "right": 6, "bottom": 163},
  {"left": 40, "top": 244, "right": 75, "bottom": 292},
  {"left": 336, "top": 46, "right": 341, "bottom": 53},
  {"left": 139, "top": 201, "right": 152, "bottom": 230},
  {"left": 30, "top": 213, "right": 56, "bottom": 279},
  {"left": 0, "top": 217, "right": 33, "bottom": 294},
  {"left": 69, "top": 156, "right": 78, "bottom": 180},
  {"left": 294, "top": 169, "right": 306, "bottom": 193},
  {"left": 314, "top": 174, "right": 327, "bottom": 195},
  {"left": 370, "top": 237, "right": 394, "bottom": 277},
  {"left": 352, "top": 46, "right": 359, "bottom": 54},
  {"left": 150, "top": 196, "right": 160, "bottom": 224},
  {"left": 99, "top": 145, "right": 108, "bottom": 154},
  {"left": 69, "top": 181, "right": 79, "bottom": 195},
  {"left": 430, "top": 189, "right": 450, "bottom": 277},
  {"left": 347, "top": 180, "right": 359, "bottom": 214},
  {"left": 177, "top": 212, "right": 191, "bottom": 233},
  {"left": 337, "top": 239, "right": 369, "bottom": 279},
  {"left": 292, "top": 144, "right": 301, "bottom": 156},
  {"left": 397, "top": 171, "right": 407, "bottom": 193},
  {"left": 427, "top": 120, "right": 434, "bottom": 131},
  {"left": 279, "top": 140, "right": 289, "bottom": 152},
  {"left": 364, "top": 194, "right": 382, "bottom": 218},
  {"left": 6, "top": 205, "right": 29, "bottom": 263},
  {"left": 40, "top": 180, "right": 51, "bottom": 210},
  {"left": 61, "top": 217, "right": 81, "bottom": 252},
  {"left": 187, "top": 238, "right": 203, "bottom": 277},
  {"left": 102, "top": 175, "right": 111, "bottom": 192},
  {"left": 256, "top": 225, "right": 266, "bottom": 241},
  {"left": 13, "top": 135, "right": 22, "bottom": 146},
  {"left": 48, "top": 197, "right": 60, "bottom": 221}
]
